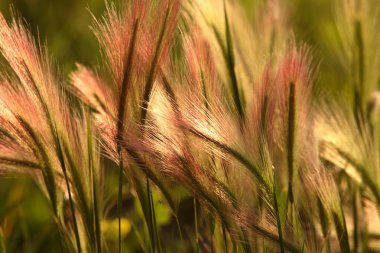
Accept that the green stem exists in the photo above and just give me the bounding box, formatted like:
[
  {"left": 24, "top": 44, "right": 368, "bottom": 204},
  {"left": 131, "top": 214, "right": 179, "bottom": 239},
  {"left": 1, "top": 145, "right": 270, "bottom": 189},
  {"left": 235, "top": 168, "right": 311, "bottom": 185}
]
[
  {"left": 146, "top": 177, "right": 156, "bottom": 253},
  {"left": 194, "top": 196, "right": 199, "bottom": 253},
  {"left": 117, "top": 160, "right": 123, "bottom": 253},
  {"left": 87, "top": 111, "right": 102, "bottom": 253},
  {"left": 58, "top": 138, "right": 82, "bottom": 253},
  {"left": 353, "top": 187, "right": 359, "bottom": 253},
  {"left": 93, "top": 176, "right": 101, "bottom": 253},
  {"left": 273, "top": 175, "right": 285, "bottom": 253},
  {"left": 62, "top": 141, "right": 95, "bottom": 247},
  {"left": 222, "top": 223, "right": 229, "bottom": 253},
  {"left": 151, "top": 186, "right": 161, "bottom": 253}
]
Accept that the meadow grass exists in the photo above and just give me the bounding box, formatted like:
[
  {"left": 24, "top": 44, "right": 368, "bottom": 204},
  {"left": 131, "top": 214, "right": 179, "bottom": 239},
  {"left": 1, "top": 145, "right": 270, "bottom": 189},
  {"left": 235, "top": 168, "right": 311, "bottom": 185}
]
[{"left": 1, "top": 0, "right": 380, "bottom": 252}]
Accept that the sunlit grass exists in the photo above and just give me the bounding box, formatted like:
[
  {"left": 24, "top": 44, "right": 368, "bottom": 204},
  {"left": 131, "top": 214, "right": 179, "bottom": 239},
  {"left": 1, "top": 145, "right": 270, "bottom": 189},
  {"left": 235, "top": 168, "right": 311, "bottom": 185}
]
[{"left": 0, "top": 0, "right": 380, "bottom": 252}]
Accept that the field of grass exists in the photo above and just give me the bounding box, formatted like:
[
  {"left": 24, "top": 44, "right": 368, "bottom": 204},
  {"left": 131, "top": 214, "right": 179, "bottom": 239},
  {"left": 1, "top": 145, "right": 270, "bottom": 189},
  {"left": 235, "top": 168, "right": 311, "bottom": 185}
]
[{"left": 0, "top": 0, "right": 380, "bottom": 252}]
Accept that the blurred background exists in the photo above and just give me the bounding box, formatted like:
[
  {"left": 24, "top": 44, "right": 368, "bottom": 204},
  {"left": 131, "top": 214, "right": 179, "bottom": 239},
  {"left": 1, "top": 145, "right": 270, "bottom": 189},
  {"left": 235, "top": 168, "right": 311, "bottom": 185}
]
[
  {"left": 0, "top": 0, "right": 352, "bottom": 252},
  {"left": 0, "top": 0, "right": 338, "bottom": 81},
  {"left": 0, "top": 0, "right": 106, "bottom": 73}
]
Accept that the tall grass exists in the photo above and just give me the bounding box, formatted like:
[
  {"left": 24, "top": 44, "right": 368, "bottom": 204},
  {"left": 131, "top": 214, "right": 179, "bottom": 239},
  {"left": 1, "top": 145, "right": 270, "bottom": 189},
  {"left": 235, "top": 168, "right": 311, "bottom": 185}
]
[{"left": 0, "top": 0, "right": 380, "bottom": 252}]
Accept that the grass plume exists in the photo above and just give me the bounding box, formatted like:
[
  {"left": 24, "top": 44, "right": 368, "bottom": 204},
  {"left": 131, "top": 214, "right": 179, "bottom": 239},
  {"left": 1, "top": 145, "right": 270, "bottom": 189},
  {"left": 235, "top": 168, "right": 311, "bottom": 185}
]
[{"left": 1, "top": 0, "right": 380, "bottom": 252}]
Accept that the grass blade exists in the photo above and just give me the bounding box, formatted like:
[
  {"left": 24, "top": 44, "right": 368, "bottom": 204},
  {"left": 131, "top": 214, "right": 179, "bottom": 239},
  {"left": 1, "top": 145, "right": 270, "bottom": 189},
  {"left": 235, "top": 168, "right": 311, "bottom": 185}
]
[
  {"left": 116, "top": 19, "right": 140, "bottom": 253},
  {"left": 317, "top": 198, "right": 330, "bottom": 253},
  {"left": 287, "top": 82, "right": 296, "bottom": 204},
  {"left": 86, "top": 111, "right": 102, "bottom": 253},
  {"left": 353, "top": 187, "right": 359, "bottom": 253},
  {"left": 353, "top": 20, "right": 365, "bottom": 123},
  {"left": 0, "top": 157, "right": 40, "bottom": 169},
  {"left": 194, "top": 195, "right": 200, "bottom": 253},
  {"left": 140, "top": 5, "right": 170, "bottom": 127},
  {"left": 188, "top": 128, "right": 270, "bottom": 194},
  {"left": 16, "top": 116, "right": 58, "bottom": 216},
  {"left": 336, "top": 148, "right": 380, "bottom": 205},
  {"left": 332, "top": 211, "right": 350, "bottom": 253},
  {"left": 223, "top": 0, "right": 244, "bottom": 120},
  {"left": 146, "top": 177, "right": 156, "bottom": 253},
  {"left": 57, "top": 137, "right": 82, "bottom": 253},
  {"left": 222, "top": 223, "right": 229, "bottom": 253},
  {"left": 62, "top": 140, "right": 95, "bottom": 250},
  {"left": 24, "top": 61, "right": 83, "bottom": 252},
  {"left": 273, "top": 174, "right": 285, "bottom": 253},
  {"left": 117, "top": 159, "right": 124, "bottom": 253}
]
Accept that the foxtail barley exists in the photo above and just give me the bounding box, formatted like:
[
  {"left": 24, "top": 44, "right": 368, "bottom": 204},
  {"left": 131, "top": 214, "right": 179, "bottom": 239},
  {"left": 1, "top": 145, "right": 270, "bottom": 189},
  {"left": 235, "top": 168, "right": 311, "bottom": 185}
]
[{"left": 1, "top": 0, "right": 380, "bottom": 252}]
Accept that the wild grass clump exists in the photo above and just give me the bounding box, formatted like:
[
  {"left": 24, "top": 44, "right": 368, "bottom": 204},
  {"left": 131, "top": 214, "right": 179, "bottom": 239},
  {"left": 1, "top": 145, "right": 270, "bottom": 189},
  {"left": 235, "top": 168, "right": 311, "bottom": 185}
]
[{"left": 0, "top": 0, "right": 380, "bottom": 252}]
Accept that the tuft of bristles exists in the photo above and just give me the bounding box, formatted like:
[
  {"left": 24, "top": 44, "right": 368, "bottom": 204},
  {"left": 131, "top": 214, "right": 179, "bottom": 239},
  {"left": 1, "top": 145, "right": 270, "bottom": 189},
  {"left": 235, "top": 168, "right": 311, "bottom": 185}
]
[{"left": 2, "top": 0, "right": 380, "bottom": 252}]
